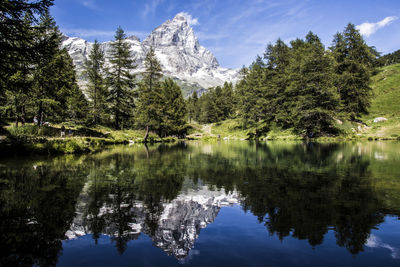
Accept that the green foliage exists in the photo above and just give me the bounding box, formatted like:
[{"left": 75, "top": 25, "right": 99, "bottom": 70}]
[
  {"left": 107, "top": 27, "right": 136, "bottom": 129},
  {"left": 84, "top": 40, "right": 108, "bottom": 125},
  {"left": 377, "top": 49, "right": 400, "bottom": 66},
  {"left": 135, "top": 49, "right": 188, "bottom": 137},
  {"left": 186, "top": 90, "right": 199, "bottom": 123},
  {"left": 286, "top": 32, "right": 339, "bottom": 136},
  {"left": 234, "top": 26, "right": 376, "bottom": 137},
  {"left": 193, "top": 82, "right": 236, "bottom": 124},
  {"left": 160, "top": 78, "right": 188, "bottom": 137},
  {"left": 331, "top": 23, "right": 376, "bottom": 119},
  {"left": 135, "top": 47, "right": 164, "bottom": 135},
  {"left": 0, "top": 9, "right": 87, "bottom": 127},
  {"left": 0, "top": 0, "right": 54, "bottom": 124}
]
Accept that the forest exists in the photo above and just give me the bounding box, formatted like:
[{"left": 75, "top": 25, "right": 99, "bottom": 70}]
[{"left": 0, "top": 0, "right": 387, "bottom": 141}]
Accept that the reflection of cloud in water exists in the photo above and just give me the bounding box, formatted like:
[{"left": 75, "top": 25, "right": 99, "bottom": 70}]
[
  {"left": 366, "top": 234, "right": 399, "bottom": 259},
  {"left": 178, "top": 249, "right": 200, "bottom": 264}
]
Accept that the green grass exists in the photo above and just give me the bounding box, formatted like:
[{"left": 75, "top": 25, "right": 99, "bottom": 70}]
[
  {"left": 365, "top": 64, "right": 400, "bottom": 120},
  {"left": 211, "top": 119, "right": 248, "bottom": 139},
  {"left": 361, "top": 63, "right": 400, "bottom": 138},
  {"left": 1, "top": 123, "right": 178, "bottom": 155}
]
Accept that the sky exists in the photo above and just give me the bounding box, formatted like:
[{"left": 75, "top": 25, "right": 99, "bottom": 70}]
[{"left": 51, "top": 0, "right": 400, "bottom": 69}]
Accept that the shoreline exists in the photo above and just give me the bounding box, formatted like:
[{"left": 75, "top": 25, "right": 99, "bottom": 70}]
[{"left": 1, "top": 134, "right": 399, "bottom": 156}]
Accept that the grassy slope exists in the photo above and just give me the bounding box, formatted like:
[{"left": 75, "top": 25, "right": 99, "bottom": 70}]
[{"left": 361, "top": 63, "right": 400, "bottom": 137}]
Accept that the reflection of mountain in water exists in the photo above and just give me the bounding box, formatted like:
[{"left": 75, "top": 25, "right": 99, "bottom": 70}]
[
  {"left": 2, "top": 142, "right": 400, "bottom": 266},
  {"left": 66, "top": 184, "right": 238, "bottom": 258}
]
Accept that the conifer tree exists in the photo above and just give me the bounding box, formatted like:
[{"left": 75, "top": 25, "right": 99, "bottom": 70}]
[
  {"left": 235, "top": 58, "right": 267, "bottom": 128},
  {"left": 4, "top": 15, "right": 36, "bottom": 126},
  {"left": 187, "top": 90, "right": 198, "bottom": 123},
  {"left": 0, "top": 0, "right": 54, "bottom": 112},
  {"left": 220, "top": 82, "right": 235, "bottom": 119},
  {"left": 263, "top": 39, "right": 290, "bottom": 125},
  {"left": 286, "top": 32, "right": 339, "bottom": 136},
  {"left": 160, "top": 78, "right": 187, "bottom": 137},
  {"left": 33, "top": 13, "right": 84, "bottom": 124},
  {"left": 84, "top": 40, "right": 107, "bottom": 125},
  {"left": 135, "top": 47, "right": 164, "bottom": 141},
  {"left": 197, "top": 88, "right": 221, "bottom": 124},
  {"left": 331, "top": 23, "right": 376, "bottom": 120},
  {"left": 107, "top": 27, "right": 136, "bottom": 129}
]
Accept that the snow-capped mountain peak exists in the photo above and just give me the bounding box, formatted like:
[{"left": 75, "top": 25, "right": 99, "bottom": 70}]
[{"left": 62, "top": 13, "right": 239, "bottom": 96}]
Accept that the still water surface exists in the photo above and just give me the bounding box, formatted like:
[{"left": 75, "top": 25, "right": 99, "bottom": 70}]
[{"left": 1, "top": 141, "right": 400, "bottom": 266}]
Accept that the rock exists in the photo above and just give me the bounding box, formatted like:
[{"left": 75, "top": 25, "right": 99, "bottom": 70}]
[
  {"left": 373, "top": 117, "right": 387, "bottom": 123},
  {"left": 335, "top": 119, "right": 343, "bottom": 125},
  {"left": 62, "top": 13, "right": 239, "bottom": 96}
]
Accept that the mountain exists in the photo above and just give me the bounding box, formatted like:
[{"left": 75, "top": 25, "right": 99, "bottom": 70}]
[{"left": 61, "top": 13, "right": 239, "bottom": 97}]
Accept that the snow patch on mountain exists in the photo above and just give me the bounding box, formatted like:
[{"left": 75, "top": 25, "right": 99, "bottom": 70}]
[{"left": 62, "top": 13, "right": 239, "bottom": 96}]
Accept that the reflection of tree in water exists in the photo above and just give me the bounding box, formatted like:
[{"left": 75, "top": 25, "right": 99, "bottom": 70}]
[
  {"left": 84, "top": 142, "right": 390, "bottom": 256},
  {"left": 84, "top": 143, "right": 188, "bottom": 253},
  {"left": 190, "top": 142, "right": 385, "bottom": 255},
  {"left": 0, "top": 158, "right": 86, "bottom": 266},
  {"left": 0, "top": 142, "right": 396, "bottom": 263}
]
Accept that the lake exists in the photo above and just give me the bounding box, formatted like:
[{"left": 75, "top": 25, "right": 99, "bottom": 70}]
[{"left": 1, "top": 141, "right": 399, "bottom": 266}]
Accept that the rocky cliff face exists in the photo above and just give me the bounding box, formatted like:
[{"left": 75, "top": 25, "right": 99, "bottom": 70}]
[
  {"left": 65, "top": 185, "right": 239, "bottom": 259},
  {"left": 62, "top": 13, "right": 239, "bottom": 96}
]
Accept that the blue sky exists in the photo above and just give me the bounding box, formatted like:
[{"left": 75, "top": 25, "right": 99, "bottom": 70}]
[{"left": 51, "top": 0, "right": 400, "bottom": 69}]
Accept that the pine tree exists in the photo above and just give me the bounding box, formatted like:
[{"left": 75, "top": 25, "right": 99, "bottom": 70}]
[
  {"left": 331, "top": 23, "right": 376, "bottom": 120},
  {"left": 107, "top": 27, "right": 136, "bottom": 129},
  {"left": 3, "top": 15, "right": 36, "bottom": 126},
  {"left": 84, "top": 40, "right": 107, "bottom": 125},
  {"left": 135, "top": 47, "right": 164, "bottom": 141},
  {"left": 235, "top": 58, "right": 267, "bottom": 128},
  {"left": 220, "top": 82, "right": 235, "bottom": 119},
  {"left": 33, "top": 13, "right": 84, "bottom": 125},
  {"left": 197, "top": 89, "right": 221, "bottom": 124},
  {"left": 286, "top": 32, "right": 339, "bottom": 136},
  {"left": 187, "top": 90, "right": 198, "bottom": 123},
  {"left": 263, "top": 39, "right": 291, "bottom": 126},
  {"left": 160, "top": 78, "right": 187, "bottom": 137},
  {"left": 0, "top": 0, "right": 54, "bottom": 114}
]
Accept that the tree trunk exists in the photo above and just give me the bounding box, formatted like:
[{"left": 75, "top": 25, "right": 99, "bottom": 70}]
[
  {"left": 38, "top": 102, "right": 43, "bottom": 126},
  {"left": 21, "top": 105, "right": 26, "bottom": 125},
  {"left": 144, "top": 125, "right": 149, "bottom": 143},
  {"left": 115, "top": 110, "right": 119, "bottom": 130},
  {"left": 144, "top": 143, "right": 149, "bottom": 158}
]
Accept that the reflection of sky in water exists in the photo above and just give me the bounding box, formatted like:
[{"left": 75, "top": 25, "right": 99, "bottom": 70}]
[
  {"left": 366, "top": 235, "right": 399, "bottom": 259},
  {"left": 59, "top": 206, "right": 400, "bottom": 267},
  {"left": 3, "top": 141, "right": 400, "bottom": 266},
  {"left": 366, "top": 216, "right": 400, "bottom": 260}
]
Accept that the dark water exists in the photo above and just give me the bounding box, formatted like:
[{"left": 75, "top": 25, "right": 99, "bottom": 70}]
[{"left": 1, "top": 141, "right": 400, "bottom": 266}]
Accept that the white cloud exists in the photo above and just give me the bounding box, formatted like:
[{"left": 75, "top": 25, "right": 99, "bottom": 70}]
[
  {"left": 177, "top": 12, "right": 199, "bottom": 26},
  {"left": 142, "top": 0, "right": 165, "bottom": 18},
  {"left": 80, "top": 0, "right": 99, "bottom": 11},
  {"left": 356, "top": 16, "right": 398, "bottom": 37}
]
